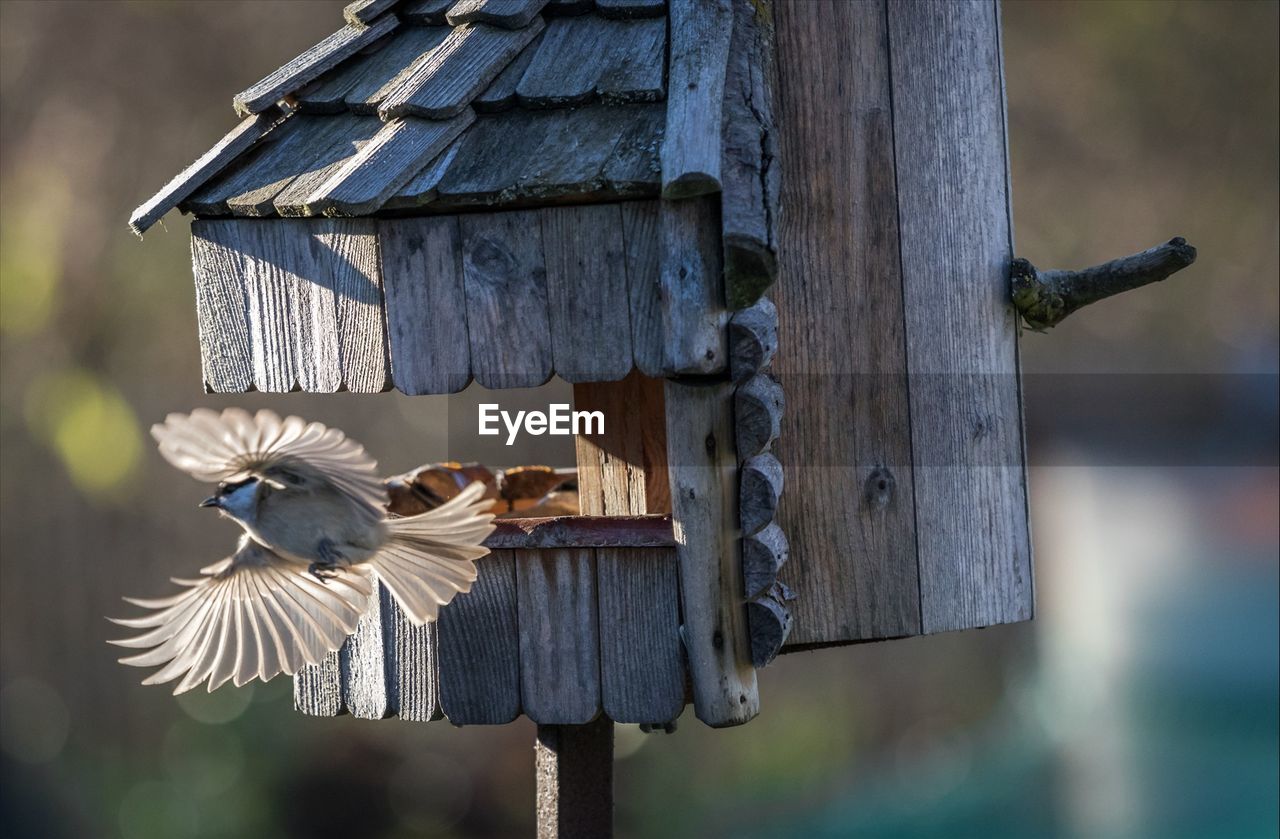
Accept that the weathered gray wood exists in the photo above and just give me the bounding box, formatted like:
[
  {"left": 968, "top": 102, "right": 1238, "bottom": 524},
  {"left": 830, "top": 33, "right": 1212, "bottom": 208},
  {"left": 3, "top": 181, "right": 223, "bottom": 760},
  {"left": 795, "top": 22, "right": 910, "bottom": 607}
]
[
  {"left": 286, "top": 225, "right": 343, "bottom": 393},
  {"left": 742, "top": 520, "right": 787, "bottom": 599},
  {"left": 661, "top": 0, "right": 733, "bottom": 198},
  {"left": 272, "top": 116, "right": 384, "bottom": 217},
  {"left": 601, "top": 102, "right": 664, "bottom": 189},
  {"left": 734, "top": 373, "right": 783, "bottom": 459},
  {"left": 304, "top": 112, "right": 475, "bottom": 216},
  {"left": 597, "top": 547, "right": 684, "bottom": 724},
  {"left": 771, "top": 0, "right": 921, "bottom": 646},
  {"left": 131, "top": 107, "right": 285, "bottom": 234},
  {"left": 345, "top": 0, "right": 397, "bottom": 25},
  {"left": 659, "top": 196, "right": 727, "bottom": 375},
  {"left": 314, "top": 219, "right": 389, "bottom": 392},
  {"left": 182, "top": 114, "right": 317, "bottom": 215},
  {"left": 239, "top": 222, "right": 300, "bottom": 391},
  {"left": 728, "top": 297, "right": 777, "bottom": 383},
  {"left": 535, "top": 718, "right": 614, "bottom": 839},
  {"left": 516, "top": 548, "right": 601, "bottom": 725},
  {"left": 234, "top": 15, "right": 399, "bottom": 116},
  {"left": 438, "top": 550, "right": 521, "bottom": 724},
  {"left": 340, "top": 583, "right": 391, "bottom": 719},
  {"left": 721, "top": 0, "right": 780, "bottom": 309},
  {"left": 380, "top": 216, "right": 471, "bottom": 394},
  {"left": 294, "top": 651, "right": 343, "bottom": 716},
  {"left": 597, "top": 0, "right": 665, "bottom": 19},
  {"left": 746, "top": 581, "right": 793, "bottom": 668},
  {"left": 402, "top": 0, "right": 454, "bottom": 25},
  {"left": 381, "top": 136, "right": 464, "bottom": 210},
  {"left": 388, "top": 596, "right": 442, "bottom": 721},
  {"left": 664, "top": 380, "right": 758, "bottom": 727},
  {"left": 487, "top": 515, "right": 675, "bottom": 549},
  {"left": 380, "top": 20, "right": 545, "bottom": 120},
  {"left": 190, "top": 221, "right": 253, "bottom": 392},
  {"left": 541, "top": 204, "right": 633, "bottom": 382},
  {"left": 620, "top": 202, "right": 664, "bottom": 377},
  {"left": 448, "top": 0, "right": 549, "bottom": 29},
  {"left": 458, "top": 210, "right": 554, "bottom": 388},
  {"left": 544, "top": 0, "right": 593, "bottom": 14},
  {"left": 341, "top": 26, "right": 452, "bottom": 113},
  {"left": 473, "top": 31, "right": 544, "bottom": 112},
  {"left": 739, "top": 452, "right": 782, "bottom": 537},
  {"left": 516, "top": 15, "right": 665, "bottom": 107},
  {"left": 887, "top": 0, "right": 1032, "bottom": 634}
]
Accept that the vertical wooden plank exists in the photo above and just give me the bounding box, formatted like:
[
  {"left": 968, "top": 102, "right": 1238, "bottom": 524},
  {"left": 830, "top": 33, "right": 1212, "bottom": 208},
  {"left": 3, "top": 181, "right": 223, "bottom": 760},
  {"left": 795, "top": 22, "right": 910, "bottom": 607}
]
[
  {"left": 620, "top": 201, "right": 664, "bottom": 378},
  {"left": 573, "top": 372, "right": 669, "bottom": 517},
  {"left": 380, "top": 217, "right": 472, "bottom": 394},
  {"left": 240, "top": 222, "right": 299, "bottom": 392},
  {"left": 315, "top": 219, "right": 390, "bottom": 393},
  {"left": 459, "top": 210, "right": 555, "bottom": 389},
  {"left": 542, "top": 204, "right": 633, "bottom": 383},
  {"left": 340, "top": 583, "right": 391, "bottom": 720},
  {"left": 437, "top": 550, "right": 521, "bottom": 725},
  {"left": 771, "top": 0, "right": 922, "bottom": 645},
  {"left": 391, "top": 602, "right": 442, "bottom": 722},
  {"left": 190, "top": 221, "right": 253, "bottom": 393},
  {"left": 288, "top": 224, "right": 342, "bottom": 394},
  {"left": 516, "top": 548, "right": 601, "bottom": 725},
  {"left": 660, "top": 196, "right": 727, "bottom": 375},
  {"left": 294, "top": 651, "right": 343, "bottom": 716},
  {"left": 664, "top": 380, "right": 758, "bottom": 727},
  {"left": 661, "top": 0, "right": 734, "bottom": 198},
  {"left": 887, "top": 0, "right": 1032, "bottom": 633}
]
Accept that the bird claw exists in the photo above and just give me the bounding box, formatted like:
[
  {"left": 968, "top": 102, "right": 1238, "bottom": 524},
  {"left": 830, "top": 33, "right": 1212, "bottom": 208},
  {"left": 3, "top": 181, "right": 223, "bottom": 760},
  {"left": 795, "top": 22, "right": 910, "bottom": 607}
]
[{"left": 308, "top": 562, "right": 338, "bottom": 583}]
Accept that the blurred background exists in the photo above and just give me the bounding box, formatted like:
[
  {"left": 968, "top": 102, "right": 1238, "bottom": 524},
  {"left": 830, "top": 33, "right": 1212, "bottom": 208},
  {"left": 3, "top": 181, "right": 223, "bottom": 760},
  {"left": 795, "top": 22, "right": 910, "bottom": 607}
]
[{"left": 1, "top": 1, "right": 1276, "bottom": 837}]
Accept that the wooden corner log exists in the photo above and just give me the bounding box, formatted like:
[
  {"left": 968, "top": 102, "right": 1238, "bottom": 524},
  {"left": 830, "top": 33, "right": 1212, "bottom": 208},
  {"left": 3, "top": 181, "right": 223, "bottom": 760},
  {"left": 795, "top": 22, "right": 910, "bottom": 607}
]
[
  {"left": 721, "top": 0, "right": 780, "bottom": 309},
  {"left": 728, "top": 297, "right": 778, "bottom": 383},
  {"left": 734, "top": 373, "right": 784, "bottom": 459},
  {"left": 742, "top": 521, "right": 788, "bottom": 600},
  {"left": 747, "top": 580, "right": 795, "bottom": 668},
  {"left": 1011, "top": 237, "right": 1197, "bottom": 331},
  {"left": 739, "top": 452, "right": 783, "bottom": 536},
  {"left": 661, "top": 0, "right": 734, "bottom": 198}
]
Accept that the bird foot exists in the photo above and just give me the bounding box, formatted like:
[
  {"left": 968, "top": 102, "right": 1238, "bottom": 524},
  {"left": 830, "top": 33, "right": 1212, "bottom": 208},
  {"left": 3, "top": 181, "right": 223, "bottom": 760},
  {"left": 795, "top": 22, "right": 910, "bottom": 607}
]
[{"left": 308, "top": 562, "right": 338, "bottom": 583}]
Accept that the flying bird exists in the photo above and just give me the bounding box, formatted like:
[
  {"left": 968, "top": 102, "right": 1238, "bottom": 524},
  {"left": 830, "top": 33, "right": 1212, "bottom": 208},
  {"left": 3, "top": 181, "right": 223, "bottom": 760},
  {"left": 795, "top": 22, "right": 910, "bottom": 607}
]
[{"left": 110, "top": 408, "right": 495, "bottom": 695}]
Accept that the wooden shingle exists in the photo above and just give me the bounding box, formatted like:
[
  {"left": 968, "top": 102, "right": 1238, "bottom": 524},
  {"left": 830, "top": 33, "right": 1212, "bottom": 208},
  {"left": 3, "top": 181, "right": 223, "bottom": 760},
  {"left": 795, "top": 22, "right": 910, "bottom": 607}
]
[{"left": 447, "top": 0, "right": 549, "bottom": 29}]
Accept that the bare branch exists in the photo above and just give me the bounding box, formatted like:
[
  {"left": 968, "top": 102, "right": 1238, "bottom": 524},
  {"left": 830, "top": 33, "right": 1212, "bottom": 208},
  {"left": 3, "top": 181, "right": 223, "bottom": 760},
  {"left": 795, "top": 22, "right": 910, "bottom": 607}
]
[{"left": 1011, "top": 237, "right": 1197, "bottom": 330}]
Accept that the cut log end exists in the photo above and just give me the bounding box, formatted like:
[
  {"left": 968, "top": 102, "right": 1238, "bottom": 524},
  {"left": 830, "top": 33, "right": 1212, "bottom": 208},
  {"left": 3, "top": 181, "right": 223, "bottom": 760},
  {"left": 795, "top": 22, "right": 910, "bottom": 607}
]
[{"left": 661, "top": 174, "right": 722, "bottom": 200}]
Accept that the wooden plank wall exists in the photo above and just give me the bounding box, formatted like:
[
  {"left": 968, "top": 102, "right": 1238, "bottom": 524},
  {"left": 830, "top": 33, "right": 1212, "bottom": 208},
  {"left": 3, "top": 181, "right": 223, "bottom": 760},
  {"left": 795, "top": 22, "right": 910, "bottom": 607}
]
[{"left": 771, "top": 0, "right": 1031, "bottom": 644}]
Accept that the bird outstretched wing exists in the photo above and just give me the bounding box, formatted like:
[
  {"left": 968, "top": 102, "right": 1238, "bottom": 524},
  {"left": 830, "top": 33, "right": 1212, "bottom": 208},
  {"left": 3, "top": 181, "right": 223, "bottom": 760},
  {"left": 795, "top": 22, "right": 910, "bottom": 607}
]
[
  {"left": 109, "top": 538, "right": 373, "bottom": 694},
  {"left": 151, "top": 408, "right": 387, "bottom": 523}
]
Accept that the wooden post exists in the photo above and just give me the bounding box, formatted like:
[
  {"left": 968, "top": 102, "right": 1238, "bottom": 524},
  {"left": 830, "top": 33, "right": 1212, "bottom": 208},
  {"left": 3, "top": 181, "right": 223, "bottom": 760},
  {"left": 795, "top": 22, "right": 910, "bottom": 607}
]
[{"left": 535, "top": 717, "right": 614, "bottom": 839}]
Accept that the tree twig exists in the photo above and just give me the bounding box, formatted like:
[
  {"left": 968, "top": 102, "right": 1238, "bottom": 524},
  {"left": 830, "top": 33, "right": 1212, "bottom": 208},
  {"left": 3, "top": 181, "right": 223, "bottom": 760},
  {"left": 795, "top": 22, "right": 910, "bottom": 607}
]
[{"left": 1010, "top": 237, "right": 1197, "bottom": 330}]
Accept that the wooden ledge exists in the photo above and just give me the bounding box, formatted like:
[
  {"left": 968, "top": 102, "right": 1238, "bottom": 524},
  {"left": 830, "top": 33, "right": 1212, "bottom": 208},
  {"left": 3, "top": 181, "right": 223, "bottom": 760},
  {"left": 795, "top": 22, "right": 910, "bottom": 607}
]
[{"left": 483, "top": 515, "right": 675, "bottom": 550}]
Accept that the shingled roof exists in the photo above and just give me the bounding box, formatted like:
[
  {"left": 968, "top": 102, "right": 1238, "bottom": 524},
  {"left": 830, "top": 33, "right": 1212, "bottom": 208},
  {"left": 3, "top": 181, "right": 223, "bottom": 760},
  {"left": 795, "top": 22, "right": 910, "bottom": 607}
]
[{"left": 132, "top": 0, "right": 777, "bottom": 309}]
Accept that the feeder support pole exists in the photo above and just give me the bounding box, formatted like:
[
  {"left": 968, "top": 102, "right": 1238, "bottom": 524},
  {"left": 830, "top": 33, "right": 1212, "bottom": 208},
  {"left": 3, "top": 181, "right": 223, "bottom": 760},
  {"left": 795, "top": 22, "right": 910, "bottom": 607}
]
[{"left": 535, "top": 718, "right": 615, "bottom": 838}]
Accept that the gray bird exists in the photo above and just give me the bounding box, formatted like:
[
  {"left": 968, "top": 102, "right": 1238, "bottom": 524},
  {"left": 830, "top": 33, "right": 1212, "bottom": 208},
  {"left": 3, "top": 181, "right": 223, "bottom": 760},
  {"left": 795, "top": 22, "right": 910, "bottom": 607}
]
[{"left": 110, "top": 408, "right": 495, "bottom": 694}]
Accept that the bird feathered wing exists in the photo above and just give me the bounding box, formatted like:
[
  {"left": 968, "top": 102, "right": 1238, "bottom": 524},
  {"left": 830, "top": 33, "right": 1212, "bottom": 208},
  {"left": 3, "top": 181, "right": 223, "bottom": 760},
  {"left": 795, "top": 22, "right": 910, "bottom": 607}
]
[
  {"left": 151, "top": 408, "right": 386, "bottom": 526},
  {"left": 372, "top": 482, "right": 497, "bottom": 626},
  {"left": 109, "top": 538, "right": 373, "bottom": 694}
]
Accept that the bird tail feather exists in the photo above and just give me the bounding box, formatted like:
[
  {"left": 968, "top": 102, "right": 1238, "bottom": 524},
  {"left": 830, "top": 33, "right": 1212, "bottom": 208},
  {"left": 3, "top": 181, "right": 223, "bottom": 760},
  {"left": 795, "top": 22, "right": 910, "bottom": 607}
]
[{"left": 369, "top": 482, "right": 496, "bottom": 626}]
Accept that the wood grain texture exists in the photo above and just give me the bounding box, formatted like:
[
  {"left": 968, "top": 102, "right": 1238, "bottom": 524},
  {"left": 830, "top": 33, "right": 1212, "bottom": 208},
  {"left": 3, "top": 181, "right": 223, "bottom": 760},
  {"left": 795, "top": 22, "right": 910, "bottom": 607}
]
[
  {"left": 380, "top": 19, "right": 545, "bottom": 119},
  {"left": 662, "top": 0, "right": 733, "bottom": 198},
  {"left": 184, "top": 114, "right": 332, "bottom": 216},
  {"left": 721, "top": 0, "right": 780, "bottom": 308},
  {"left": 380, "top": 216, "right": 472, "bottom": 394},
  {"left": 516, "top": 548, "right": 601, "bottom": 725},
  {"left": 447, "top": 0, "right": 549, "bottom": 29},
  {"left": 573, "top": 373, "right": 669, "bottom": 517},
  {"left": 273, "top": 116, "right": 385, "bottom": 217},
  {"left": 541, "top": 204, "right": 633, "bottom": 382},
  {"left": 486, "top": 515, "right": 675, "bottom": 549},
  {"left": 190, "top": 221, "right": 253, "bottom": 392},
  {"left": 234, "top": 15, "right": 399, "bottom": 115},
  {"left": 273, "top": 224, "right": 341, "bottom": 393},
  {"left": 340, "top": 26, "right": 452, "bottom": 113},
  {"left": 438, "top": 550, "right": 521, "bottom": 724},
  {"left": 535, "top": 718, "right": 614, "bottom": 839},
  {"left": 382, "top": 136, "right": 464, "bottom": 210},
  {"left": 746, "top": 581, "right": 793, "bottom": 667},
  {"left": 742, "top": 520, "right": 787, "bottom": 599},
  {"left": 659, "top": 196, "right": 727, "bottom": 375},
  {"left": 734, "top": 372, "right": 783, "bottom": 459},
  {"left": 597, "top": 547, "right": 684, "bottom": 724},
  {"left": 620, "top": 202, "right": 664, "bottom": 377},
  {"left": 239, "top": 221, "right": 300, "bottom": 391},
  {"left": 304, "top": 112, "right": 475, "bottom": 216},
  {"left": 294, "top": 651, "right": 343, "bottom": 716},
  {"left": 340, "top": 583, "right": 391, "bottom": 719},
  {"left": 739, "top": 451, "right": 782, "bottom": 537},
  {"left": 664, "top": 380, "right": 758, "bottom": 727},
  {"left": 131, "top": 107, "right": 284, "bottom": 234},
  {"left": 389, "top": 596, "right": 442, "bottom": 721},
  {"left": 887, "top": 0, "right": 1031, "bottom": 634},
  {"left": 344, "top": 0, "right": 397, "bottom": 25},
  {"left": 402, "top": 0, "right": 454, "bottom": 24},
  {"left": 728, "top": 297, "right": 778, "bottom": 383},
  {"left": 473, "top": 32, "right": 544, "bottom": 112},
  {"left": 313, "top": 219, "right": 390, "bottom": 392},
  {"left": 771, "top": 0, "right": 922, "bottom": 646},
  {"left": 516, "top": 14, "right": 665, "bottom": 107},
  {"left": 459, "top": 210, "right": 554, "bottom": 388}
]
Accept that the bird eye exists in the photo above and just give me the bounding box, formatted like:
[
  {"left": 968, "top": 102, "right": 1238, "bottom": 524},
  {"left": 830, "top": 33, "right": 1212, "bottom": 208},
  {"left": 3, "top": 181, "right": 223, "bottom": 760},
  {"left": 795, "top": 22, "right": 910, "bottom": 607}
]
[{"left": 278, "top": 470, "right": 304, "bottom": 486}]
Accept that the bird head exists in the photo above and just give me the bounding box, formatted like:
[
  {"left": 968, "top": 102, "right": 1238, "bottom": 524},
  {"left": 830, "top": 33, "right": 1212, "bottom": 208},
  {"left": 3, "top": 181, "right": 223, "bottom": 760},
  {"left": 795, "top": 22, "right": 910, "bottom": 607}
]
[{"left": 201, "top": 476, "right": 262, "bottom": 525}]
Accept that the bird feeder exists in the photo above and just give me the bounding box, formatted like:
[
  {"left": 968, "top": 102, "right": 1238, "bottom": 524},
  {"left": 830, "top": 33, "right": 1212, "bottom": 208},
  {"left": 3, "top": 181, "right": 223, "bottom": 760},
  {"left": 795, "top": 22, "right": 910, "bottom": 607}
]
[{"left": 132, "top": 0, "right": 1036, "bottom": 832}]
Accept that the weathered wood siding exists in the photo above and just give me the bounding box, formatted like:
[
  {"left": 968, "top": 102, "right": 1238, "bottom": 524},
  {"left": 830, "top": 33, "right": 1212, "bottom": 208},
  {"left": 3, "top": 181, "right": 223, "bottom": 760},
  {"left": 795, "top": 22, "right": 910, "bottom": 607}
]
[{"left": 771, "top": 0, "right": 1032, "bottom": 646}]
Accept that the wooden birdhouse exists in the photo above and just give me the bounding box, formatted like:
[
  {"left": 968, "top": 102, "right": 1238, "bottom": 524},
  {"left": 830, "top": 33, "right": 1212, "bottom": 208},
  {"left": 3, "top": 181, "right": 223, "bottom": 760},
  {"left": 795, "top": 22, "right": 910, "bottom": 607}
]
[{"left": 131, "top": 0, "right": 1032, "bottom": 742}]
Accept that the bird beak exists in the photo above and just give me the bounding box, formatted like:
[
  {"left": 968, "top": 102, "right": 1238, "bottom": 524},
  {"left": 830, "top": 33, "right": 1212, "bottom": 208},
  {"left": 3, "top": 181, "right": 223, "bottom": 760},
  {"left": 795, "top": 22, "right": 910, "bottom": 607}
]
[{"left": 199, "top": 496, "right": 220, "bottom": 509}]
